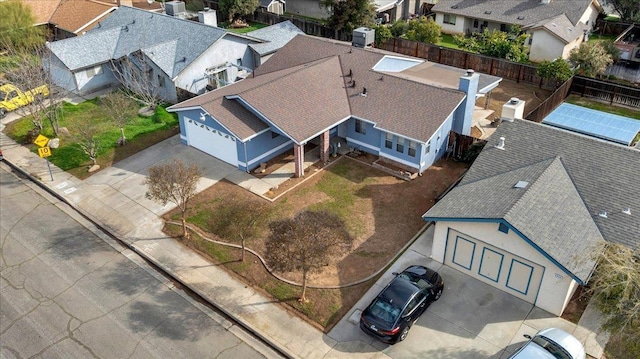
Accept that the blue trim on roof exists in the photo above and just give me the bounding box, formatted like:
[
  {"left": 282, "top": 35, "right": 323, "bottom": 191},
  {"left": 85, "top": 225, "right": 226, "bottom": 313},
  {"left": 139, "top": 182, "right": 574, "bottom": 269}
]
[{"left": 425, "top": 217, "right": 584, "bottom": 284}]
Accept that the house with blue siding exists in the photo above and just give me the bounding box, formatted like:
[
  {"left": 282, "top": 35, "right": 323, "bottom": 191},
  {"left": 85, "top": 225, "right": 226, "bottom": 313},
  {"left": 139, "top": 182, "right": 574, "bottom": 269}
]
[{"left": 168, "top": 34, "right": 501, "bottom": 177}]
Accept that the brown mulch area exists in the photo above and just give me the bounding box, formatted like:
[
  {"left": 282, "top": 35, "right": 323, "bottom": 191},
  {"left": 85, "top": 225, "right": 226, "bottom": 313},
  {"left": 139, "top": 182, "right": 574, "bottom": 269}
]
[{"left": 560, "top": 286, "right": 592, "bottom": 324}]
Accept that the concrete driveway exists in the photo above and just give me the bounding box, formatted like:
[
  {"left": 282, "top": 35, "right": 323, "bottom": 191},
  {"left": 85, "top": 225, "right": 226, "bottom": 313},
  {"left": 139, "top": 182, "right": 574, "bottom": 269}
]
[{"left": 327, "top": 226, "right": 607, "bottom": 359}]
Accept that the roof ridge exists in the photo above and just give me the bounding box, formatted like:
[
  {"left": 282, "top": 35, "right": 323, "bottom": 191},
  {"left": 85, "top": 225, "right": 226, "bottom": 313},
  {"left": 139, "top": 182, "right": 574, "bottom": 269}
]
[{"left": 504, "top": 156, "right": 563, "bottom": 218}]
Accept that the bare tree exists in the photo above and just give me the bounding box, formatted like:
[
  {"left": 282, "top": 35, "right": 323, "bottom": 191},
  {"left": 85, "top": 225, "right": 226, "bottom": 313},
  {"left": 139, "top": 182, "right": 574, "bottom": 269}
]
[
  {"left": 1, "top": 46, "right": 68, "bottom": 137},
  {"left": 109, "top": 51, "right": 161, "bottom": 110},
  {"left": 588, "top": 242, "right": 640, "bottom": 333},
  {"left": 265, "top": 210, "right": 352, "bottom": 302},
  {"left": 209, "top": 199, "right": 269, "bottom": 262},
  {"left": 99, "top": 91, "right": 138, "bottom": 146},
  {"left": 64, "top": 108, "right": 111, "bottom": 167},
  {"left": 145, "top": 159, "right": 202, "bottom": 239}
]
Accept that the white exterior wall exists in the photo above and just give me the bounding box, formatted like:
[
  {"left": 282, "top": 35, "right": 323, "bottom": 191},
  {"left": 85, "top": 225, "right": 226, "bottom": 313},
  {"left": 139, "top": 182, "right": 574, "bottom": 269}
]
[
  {"left": 436, "top": 13, "right": 466, "bottom": 34},
  {"left": 431, "top": 221, "right": 578, "bottom": 315},
  {"left": 561, "top": 36, "right": 583, "bottom": 59},
  {"left": 579, "top": 3, "right": 600, "bottom": 28},
  {"left": 529, "top": 30, "right": 567, "bottom": 62},
  {"left": 174, "top": 36, "right": 255, "bottom": 96}
]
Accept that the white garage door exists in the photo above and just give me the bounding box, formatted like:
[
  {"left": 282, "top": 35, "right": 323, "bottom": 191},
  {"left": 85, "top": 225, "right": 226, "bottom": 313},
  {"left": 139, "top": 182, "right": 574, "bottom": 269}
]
[
  {"left": 445, "top": 229, "right": 544, "bottom": 304},
  {"left": 186, "top": 120, "right": 238, "bottom": 166}
]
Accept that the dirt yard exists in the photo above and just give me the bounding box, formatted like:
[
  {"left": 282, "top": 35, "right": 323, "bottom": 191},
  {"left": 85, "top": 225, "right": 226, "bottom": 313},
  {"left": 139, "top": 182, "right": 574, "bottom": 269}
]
[{"left": 479, "top": 78, "right": 552, "bottom": 119}]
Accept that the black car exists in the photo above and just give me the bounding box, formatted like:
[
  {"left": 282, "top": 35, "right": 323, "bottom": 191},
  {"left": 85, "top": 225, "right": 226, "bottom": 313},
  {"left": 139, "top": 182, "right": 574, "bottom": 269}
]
[{"left": 360, "top": 265, "right": 444, "bottom": 344}]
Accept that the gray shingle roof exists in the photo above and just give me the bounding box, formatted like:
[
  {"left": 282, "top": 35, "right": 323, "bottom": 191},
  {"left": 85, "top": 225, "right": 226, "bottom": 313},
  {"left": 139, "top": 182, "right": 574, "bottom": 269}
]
[
  {"left": 426, "top": 119, "right": 639, "bottom": 252},
  {"left": 432, "top": 0, "right": 596, "bottom": 27},
  {"left": 528, "top": 14, "right": 589, "bottom": 43},
  {"left": 247, "top": 21, "right": 305, "bottom": 56},
  {"left": 46, "top": 6, "right": 242, "bottom": 77},
  {"left": 424, "top": 155, "right": 604, "bottom": 282},
  {"left": 170, "top": 35, "right": 467, "bottom": 144}
]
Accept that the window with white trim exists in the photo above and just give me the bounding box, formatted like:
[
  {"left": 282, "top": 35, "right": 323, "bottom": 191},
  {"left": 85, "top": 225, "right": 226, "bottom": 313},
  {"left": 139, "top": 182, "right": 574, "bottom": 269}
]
[
  {"left": 408, "top": 141, "right": 417, "bottom": 157},
  {"left": 396, "top": 137, "right": 404, "bottom": 153},
  {"left": 355, "top": 119, "right": 366, "bottom": 134},
  {"left": 443, "top": 14, "right": 456, "bottom": 25},
  {"left": 385, "top": 133, "right": 393, "bottom": 149},
  {"left": 85, "top": 65, "right": 103, "bottom": 79},
  {"left": 425, "top": 141, "right": 431, "bottom": 154}
]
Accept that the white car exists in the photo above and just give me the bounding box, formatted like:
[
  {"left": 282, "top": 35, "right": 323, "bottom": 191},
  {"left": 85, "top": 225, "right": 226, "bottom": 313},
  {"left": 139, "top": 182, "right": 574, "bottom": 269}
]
[{"left": 509, "top": 328, "right": 586, "bottom": 359}]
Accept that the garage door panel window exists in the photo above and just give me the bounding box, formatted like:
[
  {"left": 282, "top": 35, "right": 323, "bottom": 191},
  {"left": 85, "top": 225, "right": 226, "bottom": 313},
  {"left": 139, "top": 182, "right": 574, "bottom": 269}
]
[
  {"left": 452, "top": 236, "right": 475, "bottom": 270},
  {"left": 506, "top": 259, "right": 534, "bottom": 295},
  {"left": 478, "top": 247, "right": 503, "bottom": 283}
]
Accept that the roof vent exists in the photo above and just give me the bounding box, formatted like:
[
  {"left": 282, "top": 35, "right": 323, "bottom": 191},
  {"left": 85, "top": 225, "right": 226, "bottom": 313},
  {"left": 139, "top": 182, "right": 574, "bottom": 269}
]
[
  {"left": 360, "top": 87, "right": 367, "bottom": 97},
  {"left": 514, "top": 181, "right": 528, "bottom": 189},
  {"left": 451, "top": 5, "right": 458, "bottom": 9},
  {"left": 517, "top": 15, "right": 525, "bottom": 20},
  {"left": 484, "top": 10, "right": 492, "bottom": 14},
  {"left": 622, "top": 207, "right": 631, "bottom": 215},
  {"left": 466, "top": 69, "right": 475, "bottom": 76},
  {"left": 598, "top": 211, "right": 608, "bottom": 218},
  {"left": 494, "top": 136, "right": 505, "bottom": 150}
]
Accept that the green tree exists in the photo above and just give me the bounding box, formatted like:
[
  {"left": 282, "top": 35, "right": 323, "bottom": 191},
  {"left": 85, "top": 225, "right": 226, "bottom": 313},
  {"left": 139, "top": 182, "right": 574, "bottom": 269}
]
[
  {"left": 608, "top": 0, "right": 640, "bottom": 23},
  {"left": 209, "top": 199, "right": 269, "bottom": 262},
  {"left": 64, "top": 108, "right": 112, "bottom": 167},
  {"left": 536, "top": 58, "right": 573, "bottom": 87},
  {"left": 145, "top": 159, "right": 202, "bottom": 239},
  {"left": 218, "top": 0, "right": 259, "bottom": 22},
  {"left": 454, "top": 28, "right": 529, "bottom": 63},
  {"left": 389, "top": 20, "right": 408, "bottom": 37},
  {"left": 569, "top": 42, "right": 613, "bottom": 78},
  {"left": 405, "top": 16, "right": 441, "bottom": 44},
  {"left": 372, "top": 24, "right": 392, "bottom": 47},
  {"left": 321, "top": 0, "right": 376, "bottom": 35},
  {"left": 0, "top": 1, "right": 46, "bottom": 51},
  {"left": 265, "top": 210, "right": 352, "bottom": 302}
]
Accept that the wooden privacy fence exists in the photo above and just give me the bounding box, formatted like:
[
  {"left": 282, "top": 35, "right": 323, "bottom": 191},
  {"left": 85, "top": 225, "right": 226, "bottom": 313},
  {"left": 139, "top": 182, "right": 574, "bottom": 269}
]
[
  {"left": 595, "top": 19, "right": 634, "bottom": 37},
  {"left": 525, "top": 77, "right": 574, "bottom": 123},
  {"left": 570, "top": 76, "right": 640, "bottom": 108},
  {"left": 251, "top": 10, "right": 352, "bottom": 42},
  {"left": 378, "top": 38, "right": 555, "bottom": 88}
]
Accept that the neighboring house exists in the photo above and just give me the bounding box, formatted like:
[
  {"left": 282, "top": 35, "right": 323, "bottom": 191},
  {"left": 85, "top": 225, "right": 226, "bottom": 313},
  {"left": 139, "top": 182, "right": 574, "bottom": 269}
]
[
  {"left": 168, "top": 34, "right": 501, "bottom": 177},
  {"left": 246, "top": 21, "right": 305, "bottom": 66},
  {"left": 432, "top": 0, "right": 603, "bottom": 62},
  {"left": 614, "top": 24, "right": 640, "bottom": 63},
  {"left": 259, "top": 0, "right": 286, "bottom": 15},
  {"left": 45, "top": 7, "right": 300, "bottom": 103},
  {"left": 22, "top": 0, "right": 162, "bottom": 40},
  {"left": 423, "top": 119, "right": 639, "bottom": 316}
]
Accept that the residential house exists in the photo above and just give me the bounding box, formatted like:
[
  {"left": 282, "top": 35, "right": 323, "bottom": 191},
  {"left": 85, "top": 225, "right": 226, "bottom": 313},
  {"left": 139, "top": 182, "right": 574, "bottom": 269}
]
[
  {"left": 423, "top": 119, "right": 639, "bottom": 315},
  {"left": 22, "top": 0, "right": 162, "bottom": 40},
  {"left": 432, "top": 0, "right": 603, "bottom": 62},
  {"left": 45, "top": 7, "right": 299, "bottom": 103},
  {"left": 168, "top": 34, "right": 501, "bottom": 177},
  {"left": 259, "top": 0, "right": 286, "bottom": 15},
  {"left": 246, "top": 21, "right": 305, "bottom": 67}
]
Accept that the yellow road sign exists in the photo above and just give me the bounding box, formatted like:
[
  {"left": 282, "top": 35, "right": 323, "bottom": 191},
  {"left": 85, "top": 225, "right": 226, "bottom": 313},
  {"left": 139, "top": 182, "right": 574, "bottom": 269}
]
[
  {"left": 38, "top": 146, "right": 52, "bottom": 158},
  {"left": 34, "top": 134, "right": 49, "bottom": 147}
]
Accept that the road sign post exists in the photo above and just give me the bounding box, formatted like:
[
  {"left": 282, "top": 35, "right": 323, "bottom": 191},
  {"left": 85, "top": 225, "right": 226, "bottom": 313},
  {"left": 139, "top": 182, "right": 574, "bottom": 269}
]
[{"left": 34, "top": 135, "right": 54, "bottom": 181}]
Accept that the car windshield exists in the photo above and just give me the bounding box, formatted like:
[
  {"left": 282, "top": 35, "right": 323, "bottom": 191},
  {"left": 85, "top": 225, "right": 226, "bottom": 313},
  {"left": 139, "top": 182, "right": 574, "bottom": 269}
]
[
  {"left": 531, "top": 335, "right": 573, "bottom": 359},
  {"left": 368, "top": 298, "right": 401, "bottom": 324},
  {"left": 397, "top": 272, "right": 433, "bottom": 289}
]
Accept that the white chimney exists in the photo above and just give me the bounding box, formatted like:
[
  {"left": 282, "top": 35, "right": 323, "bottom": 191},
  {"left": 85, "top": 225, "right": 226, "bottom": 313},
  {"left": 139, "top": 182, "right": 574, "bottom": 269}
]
[
  {"left": 198, "top": 8, "right": 218, "bottom": 27},
  {"left": 501, "top": 98, "right": 525, "bottom": 122},
  {"left": 494, "top": 137, "right": 505, "bottom": 150}
]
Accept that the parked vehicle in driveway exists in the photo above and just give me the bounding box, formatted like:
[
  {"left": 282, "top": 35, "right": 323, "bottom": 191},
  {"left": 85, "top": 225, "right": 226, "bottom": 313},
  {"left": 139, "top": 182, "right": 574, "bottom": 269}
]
[
  {"left": 0, "top": 83, "right": 49, "bottom": 118},
  {"left": 359, "top": 265, "right": 444, "bottom": 344},
  {"left": 509, "top": 327, "right": 586, "bottom": 359}
]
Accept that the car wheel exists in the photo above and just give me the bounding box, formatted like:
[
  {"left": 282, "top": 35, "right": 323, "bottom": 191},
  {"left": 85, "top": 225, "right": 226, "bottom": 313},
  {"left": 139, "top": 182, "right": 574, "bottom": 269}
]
[
  {"left": 0, "top": 108, "right": 6, "bottom": 118},
  {"left": 434, "top": 288, "right": 443, "bottom": 301},
  {"left": 398, "top": 326, "right": 410, "bottom": 342}
]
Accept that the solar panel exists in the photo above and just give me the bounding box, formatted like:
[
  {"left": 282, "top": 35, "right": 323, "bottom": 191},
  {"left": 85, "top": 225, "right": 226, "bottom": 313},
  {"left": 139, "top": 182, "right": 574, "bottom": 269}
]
[{"left": 542, "top": 103, "right": 640, "bottom": 146}]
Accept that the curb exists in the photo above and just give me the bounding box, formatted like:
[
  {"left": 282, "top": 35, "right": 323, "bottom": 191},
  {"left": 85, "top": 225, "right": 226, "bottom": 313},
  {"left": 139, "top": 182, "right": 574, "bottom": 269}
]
[{"left": 1, "top": 157, "right": 295, "bottom": 359}]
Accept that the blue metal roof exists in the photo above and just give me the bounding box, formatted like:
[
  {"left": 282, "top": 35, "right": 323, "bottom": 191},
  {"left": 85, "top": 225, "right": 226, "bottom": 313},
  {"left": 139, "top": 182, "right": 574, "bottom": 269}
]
[{"left": 543, "top": 103, "right": 640, "bottom": 146}]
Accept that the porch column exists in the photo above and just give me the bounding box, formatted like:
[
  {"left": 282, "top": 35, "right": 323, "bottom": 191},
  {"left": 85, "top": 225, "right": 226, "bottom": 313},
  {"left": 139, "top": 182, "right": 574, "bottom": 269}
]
[
  {"left": 320, "top": 130, "right": 330, "bottom": 163},
  {"left": 294, "top": 143, "right": 304, "bottom": 178}
]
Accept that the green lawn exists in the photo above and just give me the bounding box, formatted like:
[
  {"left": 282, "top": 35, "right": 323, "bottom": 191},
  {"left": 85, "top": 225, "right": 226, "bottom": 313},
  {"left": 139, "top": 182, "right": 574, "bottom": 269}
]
[
  {"left": 588, "top": 33, "right": 617, "bottom": 42},
  {"left": 437, "top": 33, "right": 461, "bottom": 49},
  {"left": 3, "top": 99, "right": 179, "bottom": 178},
  {"left": 225, "top": 21, "right": 268, "bottom": 34}
]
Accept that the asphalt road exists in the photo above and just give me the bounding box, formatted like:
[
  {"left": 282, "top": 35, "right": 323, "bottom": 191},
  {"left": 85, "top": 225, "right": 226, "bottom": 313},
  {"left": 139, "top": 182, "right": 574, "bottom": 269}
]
[{"left": 0, "top": 163, "right": 276, "bottom": 359}]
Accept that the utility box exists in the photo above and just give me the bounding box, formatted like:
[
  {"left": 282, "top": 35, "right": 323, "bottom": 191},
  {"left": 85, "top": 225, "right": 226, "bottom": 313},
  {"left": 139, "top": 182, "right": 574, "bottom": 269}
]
[
  {"left": 165, "top": 1, "right": 186, "bottom": 16},
  {"left": 501, "top": 98, "right": 525, "bottom": 122},
  {"left": 352, "top": 27, "right": 375, "bottom": 48}
]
